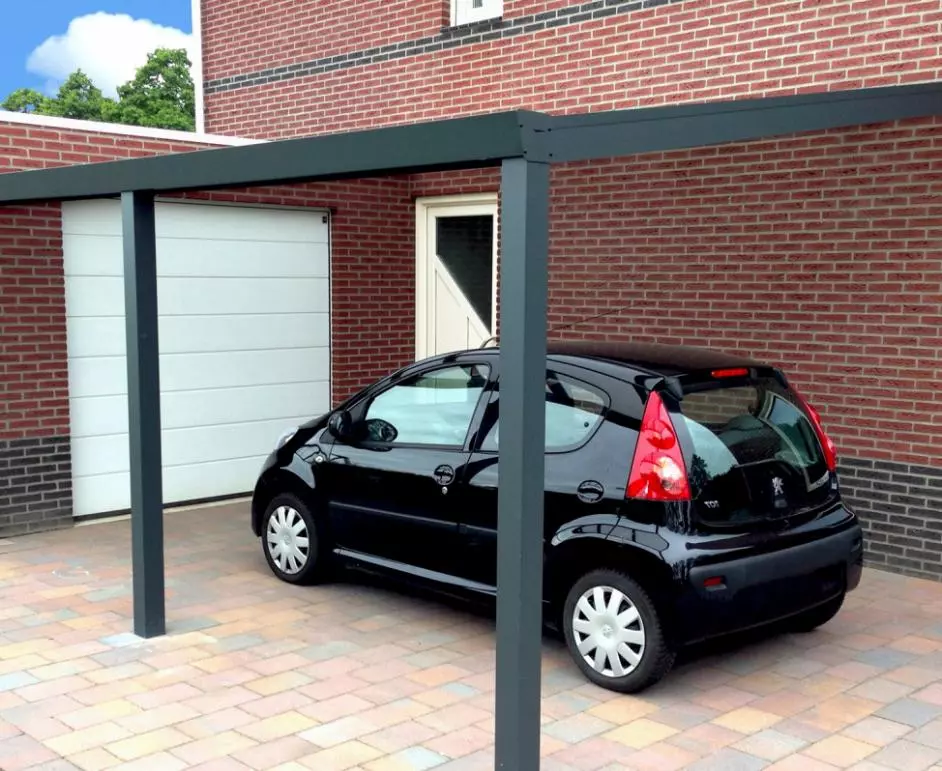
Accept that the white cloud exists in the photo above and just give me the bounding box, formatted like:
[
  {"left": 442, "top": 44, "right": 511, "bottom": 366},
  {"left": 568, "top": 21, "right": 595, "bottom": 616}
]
[{"left": 26, "top": 12, "right": 195, "bottom": 98}]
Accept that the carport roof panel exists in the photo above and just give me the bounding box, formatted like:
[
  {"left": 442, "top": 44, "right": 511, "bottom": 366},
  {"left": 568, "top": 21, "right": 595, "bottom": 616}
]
[
  {"left": 0, "top": 110, "right": 543, "bottom": 204},
  {"left": 1, "top": 83, "right": 942, "bottom": 205},
  {"left": 545, "top": 82, "right": 942, "bottom": 161}
]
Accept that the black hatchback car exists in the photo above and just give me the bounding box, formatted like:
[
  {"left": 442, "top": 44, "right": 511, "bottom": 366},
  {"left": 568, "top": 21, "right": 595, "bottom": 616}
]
[{"left": 251, "top": 342, "right": 863, "bottom": 693}]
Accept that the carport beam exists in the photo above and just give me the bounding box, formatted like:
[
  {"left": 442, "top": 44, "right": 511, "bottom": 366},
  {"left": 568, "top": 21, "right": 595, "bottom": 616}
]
[
  {"left": 494, "top": 157, "right": 550, "bottom": 771},
  {"left": 121, "top": 190, "right": 166, "bottom": 639}
]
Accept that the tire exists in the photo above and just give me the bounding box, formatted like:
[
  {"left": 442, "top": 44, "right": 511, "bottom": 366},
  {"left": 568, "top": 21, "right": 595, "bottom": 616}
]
[
  {"left": 562, "top": 569, "right": 675, "bottom": 693},
  {"left": 789, "top": 592, "right": 844, "bottom": 633},
  {"left": 261, "top": 493, "right": 328, "bottom": 585}
]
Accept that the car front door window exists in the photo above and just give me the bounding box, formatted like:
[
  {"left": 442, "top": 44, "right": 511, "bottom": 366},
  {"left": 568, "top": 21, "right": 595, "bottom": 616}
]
[{"left": 364, "top": 363, "right": 490, "bottom": 447}]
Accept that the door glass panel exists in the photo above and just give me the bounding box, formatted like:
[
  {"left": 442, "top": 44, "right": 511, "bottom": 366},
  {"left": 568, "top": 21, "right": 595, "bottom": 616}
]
[
  {"left": 365, "top": 364, "right": 490, "bottom": 447},
  {"left": 436, "top": 215, "right": 493, "bottom": 331},
  {"left": 479, "top": 373, "right": 608, "bottom": 452}
]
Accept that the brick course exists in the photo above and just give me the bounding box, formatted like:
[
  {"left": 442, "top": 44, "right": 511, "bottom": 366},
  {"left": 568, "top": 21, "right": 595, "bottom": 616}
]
[
  {"left": 203, "top": 0, "right": 942, "bottom": 139},
  {"left": 841, "top": 458, "right": 942, "bottom": 581},
  {"left": 0, "top": 203, "right": 69, "bottom": 443},
  {"left": 0, "top": 437, "right": 71, "bottom": 535}
]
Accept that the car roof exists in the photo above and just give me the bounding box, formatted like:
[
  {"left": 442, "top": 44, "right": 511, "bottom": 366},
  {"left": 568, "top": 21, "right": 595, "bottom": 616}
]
[{"left": 469, "top": 340, "right": 765, "bottom": 378}]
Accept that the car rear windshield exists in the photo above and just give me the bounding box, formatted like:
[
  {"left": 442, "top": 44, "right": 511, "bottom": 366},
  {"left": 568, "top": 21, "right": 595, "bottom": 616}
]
[{"left": 677, "top": 381, "right": 836, "bottom": 525}]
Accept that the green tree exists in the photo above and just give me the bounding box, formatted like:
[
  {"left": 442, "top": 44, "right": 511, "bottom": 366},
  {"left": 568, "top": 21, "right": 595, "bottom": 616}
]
[
  {"left": 1, "top": 88, "right": 50, "bottom": 114},
  {"left": 43, "top": 71, "right": 113, "bottom": 122},
  {"left": 0, "top": 48, "right": 196, "bottom": 131},
  {"left": 111, "top": 48, "right": 196, "bottom": 131}
]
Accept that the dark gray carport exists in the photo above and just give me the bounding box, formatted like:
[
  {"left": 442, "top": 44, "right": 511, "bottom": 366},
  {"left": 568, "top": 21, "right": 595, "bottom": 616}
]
[{"left": 1, "top": 82, "right": 940, "bottom": 770}]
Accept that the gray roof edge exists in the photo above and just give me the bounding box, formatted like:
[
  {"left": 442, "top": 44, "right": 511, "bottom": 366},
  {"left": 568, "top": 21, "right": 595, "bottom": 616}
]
[{"left": 0, "top": 110, "right": 538, "bottom": 205}]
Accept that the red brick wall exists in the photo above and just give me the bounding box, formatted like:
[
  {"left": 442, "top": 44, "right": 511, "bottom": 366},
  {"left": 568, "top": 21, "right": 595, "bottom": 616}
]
[
  {"left": 408, "top": 115, "right": 942, "bottom": 465},
  {"left": 0, "top": 122, "right": 212, "bottom": 441},
  {"left": 203, "top": 0, "right": 942, "bottom": 138},
  {"left": 0, "top": 203, "right": 68, "bottom": 441},
  {"left": 202, "top": 0, "right": 448, "bottom": 82},
  {"left": 548, "top": 119, "right": 942, "bottom": 467},
  {"left": 0, "top": 121, "right": 415, "bottom": 441}
]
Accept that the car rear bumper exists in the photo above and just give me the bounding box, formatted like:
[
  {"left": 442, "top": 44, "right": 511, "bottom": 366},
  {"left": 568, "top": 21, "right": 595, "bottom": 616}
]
[{"left": 677, "top": 516, "right": 864, "bottom": 643}]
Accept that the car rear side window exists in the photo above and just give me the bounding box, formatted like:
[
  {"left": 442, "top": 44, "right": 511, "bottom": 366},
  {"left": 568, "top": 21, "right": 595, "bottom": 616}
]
[
  {"left": 479, "top": 373, "right": 608, "bottom": 453},
  {"left": 678, "top": 383, "right": 834, "bottom": 524}
]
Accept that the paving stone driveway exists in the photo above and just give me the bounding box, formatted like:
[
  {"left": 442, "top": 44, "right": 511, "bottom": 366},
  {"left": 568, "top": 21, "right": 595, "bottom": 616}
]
[{"left": 1, "top": 503, "right": 942, "bottom": 771}]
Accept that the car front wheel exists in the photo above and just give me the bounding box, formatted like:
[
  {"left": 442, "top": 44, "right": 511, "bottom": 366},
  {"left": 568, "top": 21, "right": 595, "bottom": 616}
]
[
  {"left": 562, "top": 569, "right": 675, "bottom": 693},
  {"left": 262, "top": 493, "right": 327, "bottom": 585}
]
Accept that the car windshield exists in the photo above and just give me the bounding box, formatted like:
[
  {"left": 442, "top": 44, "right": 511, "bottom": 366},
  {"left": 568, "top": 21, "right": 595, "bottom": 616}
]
[{"left": 678, "top": 383, "right": 835, "bottom": 524}]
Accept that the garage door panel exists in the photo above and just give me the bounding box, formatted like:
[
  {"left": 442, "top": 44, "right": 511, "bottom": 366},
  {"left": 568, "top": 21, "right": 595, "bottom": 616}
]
[
  {"left": 155, "top": 203, "right": 328, "bottom": 243},
  {"left": 64, "top": 234, "right": 329, "bottom": 279},
  {"left": 72, "top": 456, "right": 263, "bottom": 516},
  {"left": 70, "top": 348, "right": 330, "bottom": 398},
  {"left": 65, "top": 276, "right": 328, "bottom": 318},
  {"left": 72, "top": 416, "right": 310, "bottom": 477},
  {"left": 162, "top": 456, "right": 264, "bottom": 504},
  {"left": 64, "top": 200, "right": 331, "bottom": 517},
  {"left": 63, "top": 234, "right": 118, "bottom": 276},
  {"left": 70, "top": 381, "right": 328, "bottom": 438},
  {"left": 157, "top": 348, "right": 330, "bottom": 392},
  {"left": 156, "top": 277, "right": 329, "bottom": 316},
  {"left": 65, "top": 276, "right": 125, "bottom": 318},
  {"left": 63, "top": 200, "right": 329, "bottom": 244},
  {"left": 61, "top": 200, "right": 124, "bottom": 237},
  {"left": 66, "top": 317, "right": 126, "bottom": 358},
  {"left": 67, "top": 313, "right": 330, "bottom": 358},
  {"left": 157, "top": 238, "right": 329, "bottom": 278}
]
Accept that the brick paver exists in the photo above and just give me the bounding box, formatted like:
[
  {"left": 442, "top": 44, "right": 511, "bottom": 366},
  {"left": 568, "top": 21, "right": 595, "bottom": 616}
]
[{"left": 0, "top": 503, "right": 941, "bottom": 769}]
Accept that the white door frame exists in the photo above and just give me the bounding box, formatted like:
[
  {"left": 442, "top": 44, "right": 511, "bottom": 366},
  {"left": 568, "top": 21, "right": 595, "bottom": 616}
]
[{"left": 415, "top": 193, "right": 498, "bottom": 360}]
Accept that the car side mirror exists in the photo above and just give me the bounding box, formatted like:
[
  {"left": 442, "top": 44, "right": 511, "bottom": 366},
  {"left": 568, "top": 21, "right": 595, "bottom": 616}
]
[
  {"left": 327, "top": 410, "right": 353, "bottom": 441},
  {"left": 363, "top": 418, "right": 398, "bottom": 444}
]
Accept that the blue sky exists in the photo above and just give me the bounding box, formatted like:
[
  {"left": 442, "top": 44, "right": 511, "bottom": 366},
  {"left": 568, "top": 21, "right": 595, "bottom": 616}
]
[{"left": 0, "top": 1, "right": 192, "bottom": 100}]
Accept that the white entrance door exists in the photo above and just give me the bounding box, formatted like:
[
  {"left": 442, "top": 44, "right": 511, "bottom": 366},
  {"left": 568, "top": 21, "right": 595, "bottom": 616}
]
[
  {"left": 415, "top": 195, "right": 498, "bottom": 359},
  {"left": 62, "top": 199, "right": 331, "bottom": 517}
]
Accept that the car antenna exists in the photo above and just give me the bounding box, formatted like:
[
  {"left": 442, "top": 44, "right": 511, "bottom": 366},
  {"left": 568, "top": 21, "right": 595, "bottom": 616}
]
[
  {"left": 547, "top": 301, "right": 638, "bottom": 335},
  {"left": 477, "top": 301, "right": 638, "bottom": 348}
]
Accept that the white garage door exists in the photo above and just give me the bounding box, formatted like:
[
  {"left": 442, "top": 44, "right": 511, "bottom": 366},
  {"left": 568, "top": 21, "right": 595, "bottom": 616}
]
[{"left": 62, "top": 199, "right": 330, "bottom": 517}]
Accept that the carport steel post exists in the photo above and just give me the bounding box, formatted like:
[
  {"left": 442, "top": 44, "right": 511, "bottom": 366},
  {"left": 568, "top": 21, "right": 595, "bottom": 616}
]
[
  {"left": 0, "top": 84, "right": 940, "bottom": 771},
  {"left": 121, "top": 191, "right": 166, "bottom": 638}
]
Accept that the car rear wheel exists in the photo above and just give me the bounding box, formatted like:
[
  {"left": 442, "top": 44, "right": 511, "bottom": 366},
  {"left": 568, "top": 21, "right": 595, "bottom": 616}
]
[
  {"left": 562, "top": 569, "right": 675, "bottom": 693},
  {"left": 262, "top": 493, "right": 327, "bottom": 585},
  {"left": 789, "top": 592, "right": 845, "bottom": 633}
]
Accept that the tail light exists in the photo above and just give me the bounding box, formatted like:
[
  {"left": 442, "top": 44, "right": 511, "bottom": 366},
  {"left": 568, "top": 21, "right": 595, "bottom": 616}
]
[
  {"left": 711, "top": 368, "right": 750, "bottom": 379},
  {"left": 627, "top": 390, "right": 691, "bottom": 502},
  {"left": 795, "top": 392, "right": 838, "bottom": 472}
]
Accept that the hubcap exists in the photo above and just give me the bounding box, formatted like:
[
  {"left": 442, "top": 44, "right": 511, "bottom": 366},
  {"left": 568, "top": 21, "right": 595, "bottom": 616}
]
[
  {"left": 572, "top": 585, "right": 646, "bottom": 678},
  {"left": 266, "top": 505, "right": 310, "bottom": 575}
]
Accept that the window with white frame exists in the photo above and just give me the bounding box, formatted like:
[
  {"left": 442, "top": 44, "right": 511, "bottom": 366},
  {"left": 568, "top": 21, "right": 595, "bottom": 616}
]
[{"left": 452, "top": 0, "right": 503, "bottom": 26}]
